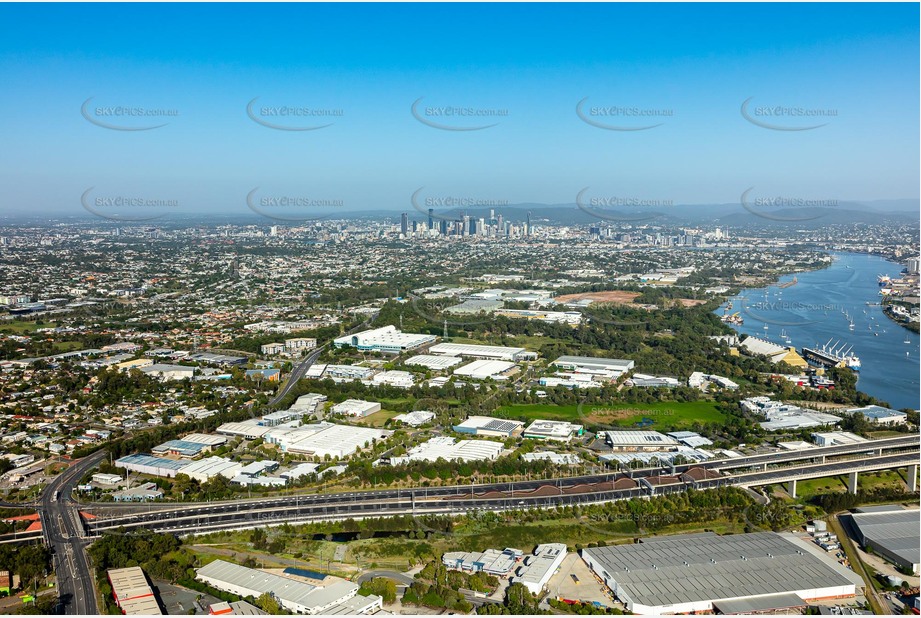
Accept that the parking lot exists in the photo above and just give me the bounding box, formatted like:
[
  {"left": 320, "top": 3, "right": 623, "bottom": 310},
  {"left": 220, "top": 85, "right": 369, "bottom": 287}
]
[{"left": 154, "top": 581, "right": 222, "bottom": 615}]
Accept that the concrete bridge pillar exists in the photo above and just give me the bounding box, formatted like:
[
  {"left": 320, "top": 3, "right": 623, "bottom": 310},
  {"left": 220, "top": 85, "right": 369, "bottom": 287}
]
[
  {"left": 787, "top": 479, "right": 797, "bottom": 498},
  {"left": 907, "top": 465, "right": 918, "bottom": 492},
  {"left": 848, "top": 471, "right": 859, "bottom": 495}
]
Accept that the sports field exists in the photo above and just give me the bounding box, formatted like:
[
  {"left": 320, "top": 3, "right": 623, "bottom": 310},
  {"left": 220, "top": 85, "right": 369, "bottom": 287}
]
[{"left": 494, "top": 401, "right": 726, "bottom": 430}]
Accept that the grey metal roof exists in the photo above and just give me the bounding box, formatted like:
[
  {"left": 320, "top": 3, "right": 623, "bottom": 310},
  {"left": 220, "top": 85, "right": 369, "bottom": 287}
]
[
  {"left": 582, "top": 532, "right": 855, "bottom": 610},
  {"left": 849, "top": 509, "right": 920, "bottom": 566},
  {"left": 713, "top": 592, "right": 806, "bottom": 614}
]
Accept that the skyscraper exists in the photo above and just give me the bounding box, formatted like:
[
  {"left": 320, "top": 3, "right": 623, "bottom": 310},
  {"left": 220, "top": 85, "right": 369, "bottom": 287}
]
[
  {"left": 400, "top": 212, "right": 408, "bottom": 235},
  {"left": 427, "top": 208, "right": 434, "bottom": 229}
]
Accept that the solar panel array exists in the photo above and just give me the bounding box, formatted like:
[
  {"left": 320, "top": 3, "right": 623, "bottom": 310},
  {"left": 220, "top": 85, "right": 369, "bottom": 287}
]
[{"left": 484, "top": 419, "right": 521, "bottom": 433}]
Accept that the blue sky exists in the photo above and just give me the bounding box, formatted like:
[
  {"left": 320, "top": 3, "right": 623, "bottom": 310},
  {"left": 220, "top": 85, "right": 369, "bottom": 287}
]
[{"left": 0, "top": 3, "right": 917, "bottom": 217}]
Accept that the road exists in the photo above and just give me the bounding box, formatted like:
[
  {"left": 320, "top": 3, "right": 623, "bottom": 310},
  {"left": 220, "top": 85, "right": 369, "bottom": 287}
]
[
  {"left": 82, "top": 449, "right": 918, "bottom": 537},
  {"left": 268, "top": 344, "right": 327, "bottom": 407},
  {"left": 75, "top": 433, "right": 920, "bottom": 516},
  {"left": 40, "top": 450, "right": 106, "bottom": 615},
  {"left": 357, "top": 570, "right": 415, "bottom": 586},
  {"left": 265, "top": 318, "right": 369, "bottom": 409}
]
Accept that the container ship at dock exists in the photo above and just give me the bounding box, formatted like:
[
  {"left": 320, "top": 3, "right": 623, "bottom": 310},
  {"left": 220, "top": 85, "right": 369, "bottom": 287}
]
[{"left": 801, "top": 339, "right": 861, "bottom": 371}]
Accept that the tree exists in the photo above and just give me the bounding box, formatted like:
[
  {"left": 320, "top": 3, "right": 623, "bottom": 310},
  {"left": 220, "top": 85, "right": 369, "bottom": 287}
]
[{"left": 255, "top": 593, "right": 281, "bottom": 614}]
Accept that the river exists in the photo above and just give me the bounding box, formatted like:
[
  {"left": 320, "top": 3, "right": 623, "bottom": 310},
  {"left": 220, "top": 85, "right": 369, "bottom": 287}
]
[{"left": 717, "top": 252, "right": 919, "bottom": 410}]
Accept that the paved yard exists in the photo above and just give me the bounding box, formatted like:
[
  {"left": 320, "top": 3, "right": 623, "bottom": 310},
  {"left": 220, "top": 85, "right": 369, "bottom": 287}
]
[
  {"left": 154, "top": 581, "right": 221, "bottom": 615},
  {"left": 544, "top": 553, "right": 619, "bottom": 609}
]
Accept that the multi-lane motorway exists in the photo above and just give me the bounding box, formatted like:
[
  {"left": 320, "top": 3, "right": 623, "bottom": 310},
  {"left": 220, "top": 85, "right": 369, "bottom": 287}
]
[
  {"left": 11, "top": 428, "right": 917, "bottom": 615},
  {"left": 81, "top": 436, "right": 919, "bottom": 536},
  {"left": 40, "top": 450, "right": 106, "bottom": 615}
]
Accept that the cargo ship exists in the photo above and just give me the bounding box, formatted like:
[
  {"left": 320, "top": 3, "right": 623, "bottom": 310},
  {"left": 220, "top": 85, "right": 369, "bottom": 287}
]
[{"left": 802, "top": 339, "right": 861, "bottom": 371}]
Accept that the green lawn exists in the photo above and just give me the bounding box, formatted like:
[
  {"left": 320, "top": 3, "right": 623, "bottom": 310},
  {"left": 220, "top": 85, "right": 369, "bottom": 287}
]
[
  {"left": 0, "top": 320, "right": 53, "bottom": 334},
  {"left": 785, "top": 470, "right": 910, "bottom": 500},
  {"left": 358, "top": 410, "right": 401, "bottom": 427},
  {"left": 494, "top": 401, "right": 726, "bottom": 431}
]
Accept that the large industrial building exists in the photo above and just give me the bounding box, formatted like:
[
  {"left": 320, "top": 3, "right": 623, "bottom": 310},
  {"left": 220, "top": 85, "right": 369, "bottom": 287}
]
[
  {"left": 600, "top": 431, "right": 680, "bottom": 452},
  {"left": 846, "top": 405, "right": 908, "bottom": 426},
  {"left": 743, "top": 397, "right": 842, "bottom": 431},
  {"left": 523, "top": 420, "right": 584, "bottom": 441},
  {"left": 453, "top": 416, "right": 523, "bottom": 437},
  {"left": 329, "top": 399, "right": 381, "bottom": 418},
  {"left": 581, "top": 532, "right": 858, "bottom": 614},
  {"left": 511, "top": 543, "right": 568, "bottom": 595},
  {"left": 404, "top": 354, "right": 464, "bottom": 371},
  {"left": 107, "top": 566, "right": 162, "bottom": 615},
  {"left": 115, "top": 454, "right": 190, "bottom": 478},
  {"left": 847, "top": 505, "right": 920, "bottom": 574},
  {"left": 453, "top": 359, "right": 518, "bottom": 381},
  {"left": 262, "top": 422, "right": 391, "bottom": 459},
  {"left": 179, "top": 456, "right": 243, "bottom": 483},
  {"left": 429, "top": 342, "right": 536, "bottom": 362},
  {"left": 333, "top": 325, "right": 436, "bottom": 354},
  {"left": 551, "top": 355, "right": 635, "bottom": 378},
  {"left": 443, "top": 548, "right": 521, "bottom": 576},
  {"left": 195, "top": 560, "right": 382, "bottom": 615},
  {"left": 388, "top": 436, "right": 504, "bottom": 464}
]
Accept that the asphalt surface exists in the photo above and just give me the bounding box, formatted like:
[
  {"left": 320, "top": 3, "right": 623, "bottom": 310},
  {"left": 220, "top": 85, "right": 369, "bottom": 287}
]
[
  {"left": 83, "top": 449, "right": 919, "bottom": 537},
  {"left": 78, "top": 433, "right": 921, "bottom": 515},
  {"left": 41, "top": 450, "right": 106, "bottom": 616}
]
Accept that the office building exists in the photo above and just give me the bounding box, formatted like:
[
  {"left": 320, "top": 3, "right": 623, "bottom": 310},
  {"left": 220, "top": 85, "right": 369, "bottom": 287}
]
[
  {"left": 333, "top": 325, "right": 436, "bottom": 354},
  {"left": 453, "top": 416, "right": 523, "bottom": 437}
]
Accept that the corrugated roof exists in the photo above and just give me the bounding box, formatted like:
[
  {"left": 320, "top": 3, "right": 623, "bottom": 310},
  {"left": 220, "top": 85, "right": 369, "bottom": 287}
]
[{"left": 583, "top": 532, "right": 855, "bottom": 610}]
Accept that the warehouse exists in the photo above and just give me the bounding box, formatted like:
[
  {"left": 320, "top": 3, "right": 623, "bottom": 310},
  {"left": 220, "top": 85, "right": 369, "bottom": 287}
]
[
  {"left": 281, "top": 463, "right": 320, "bottom": 481},
  {"left": 511, "top": 544, "right": 568, "bottom": 595},
  {"left": 333, "top": 325, "right": 436, "bottom": 354},
  {"left": 600, "top": 431, "right": 680, "bottom": 452},
  {"left": 581, "top": 532, "right": 857, "bottom": 614},
  {"left": 260, "top": 410, "right": 304, "bottom": 427},
  {"left": 195, "top": 560, "right": 382, "bottom": 615},
  {"left": 429, "top": 342, "right": 536, "bottom": 362},
  {"left": 179, "top": 456, "right": 243, "bottom": 483},
  {"left": 181, "top": 433, "right": 228, "bottom": 448},
  {"left": 453, "top": 359, "right": 518, "bottom": 381},
  {"left": 324, "top": 364, "right": 375, "bottom": 381},
  {"left": 551, "top": 355, "right": 634, "bottom": 376},
  {"left": 281, "top": 423, "right": 391, "bottom": 459},
  {"left": 92, "top": 473, "right": 123, "bottom": 486},
  {"left": 404, "top": 354, "right": 463, "bottom": 371},
  {"left": 443, "top": 548, "right": 521, "bottom": 576},
  {"left": 523, "top": 420, "right": 584, "bottom": 441},
  {"left": 370, "top": 370, "right": 415, "bottom": 388},
  {"left": 141, "top": 363, "right": 196, "bottom": 381},
  {"left": 847, "top": 405, "right": 908, "bottom": 426},
  {"left": 108, "top": 566, "right": 162, "bottom": 615},
  {"left": 115, "top": 454, "right": 190, "bottom": 478},
  {"left": 393, "top": 411, "right": 436, "bottom": 426},
  {"left": 847, "top": 506, "right": 920, "bottom": 574},
  {"left": 453, "top": 416, "right": 523, "bottom": 437},
  {"left": 216, "top": 421, "right": 272, "bottom": 440},
  {"left": 521, "top": 451, "right": 581, "bottom": 465},
  {"left": 112, "top": 483, "right": 164, "bottom": 502},
  {"left": 389, "top": 436, "right": 504, "bottom": 464},
  {"left": 151, "top": 439, "right": 208, "bottom": 459},
  {"left": 330, "top": 399, "right": 381, "bottom": 418}
]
